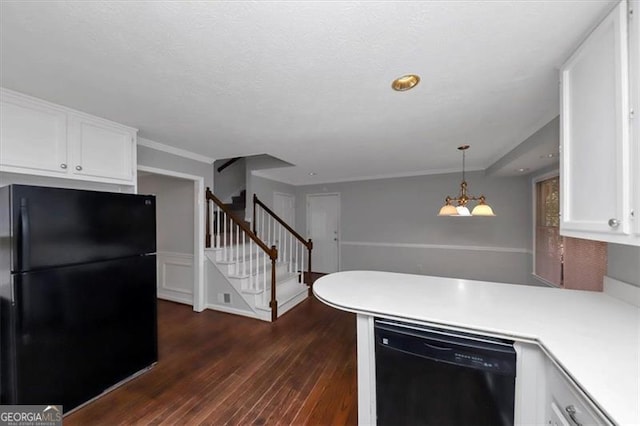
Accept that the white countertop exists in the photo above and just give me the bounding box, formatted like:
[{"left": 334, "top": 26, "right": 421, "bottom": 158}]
[{"left": 313, "top": 271, "right": 640, "bottom": 425}]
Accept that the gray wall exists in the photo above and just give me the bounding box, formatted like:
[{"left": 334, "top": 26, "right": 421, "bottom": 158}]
[
  {"left": 138, "top": 174, "right": 194, "bottom": 254},
  {"left": 607, "top": 244, "right": 640, "bottom": 287},
  {"left": 137, "top": 143, "right": 213, "bottom": 190},
  {"left": 214, "top": 158, "right": 246, "bottom": 202},
  {"left": 295, "top": 171, "right": 533, "bottom": 284}
]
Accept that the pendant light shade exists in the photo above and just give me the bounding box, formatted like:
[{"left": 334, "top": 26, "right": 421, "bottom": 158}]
[
  {"left": 438, "top": 204, "right": 458, "bottom": 216},
  {"left": 438, "top": 146, "right": 495, "bottom": 217}
]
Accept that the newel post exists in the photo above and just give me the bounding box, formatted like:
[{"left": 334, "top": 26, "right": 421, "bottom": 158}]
[
  {"left": 307, "top": 239, "right": 313, "bottom": 290},
  {"left": 270, "top": 245, "right": 278, "bottom": 322},
  {"left": 205, "top": 187, "right": 211, "bottom": 248}
]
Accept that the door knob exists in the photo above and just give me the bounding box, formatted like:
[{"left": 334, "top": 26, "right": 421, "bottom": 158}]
[
  {"left": 60, "top": 163, "right": 67, "bottom": 169},
  {"left": 75, "top": 165, "right": 83, "bottom": 171},
  {"left": 608, "top": 218, "right": 620, "bottom": 228}
]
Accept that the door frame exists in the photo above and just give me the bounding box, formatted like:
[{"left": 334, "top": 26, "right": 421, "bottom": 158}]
[
  {"left": 531, "top": 169, "right": 560, "bottom": 288},
  {"left": 306, "top": 192, "right": 341, "bottom": 273},
  {"left": 137, "top": 165, "right": 206, "bottom": 313}
]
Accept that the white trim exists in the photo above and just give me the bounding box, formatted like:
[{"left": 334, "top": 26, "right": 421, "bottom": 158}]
[
  {"left": 158, "top": 293, "right": 193, "bottom": 305},
  {"left": 137, "top": 165, "right": 206, "bottom": 313},
  {"left": 306, "top": 192, "right": 341, "bottom": 272},
  {"left": 253, "top": 166, "right": 485, "bottom": 186},
  {"left": 0, "top": 87, "right": 138, "bottom": 133},
  {"left": 206, "top": 303, "right": 261, "bottom": 320},
  {"left": 340, "top": 240, "right": 532, "bottom": 254},
  {"left": 604, "top": 276, "right": 640, "bottom": 307},
  {"left": 138, "top": 137, "right": 214, "bottom": 164}
]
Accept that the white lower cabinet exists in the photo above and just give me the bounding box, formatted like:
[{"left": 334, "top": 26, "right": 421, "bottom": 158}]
[
  {"left": 514, "top": 342, "right": 610, "bottom": 426},
  {"left": 545, "top": 358, "right": 607, "bottom": 425},
  {"left": 0, "top": 88, "right": 137, "bottom": 186}
]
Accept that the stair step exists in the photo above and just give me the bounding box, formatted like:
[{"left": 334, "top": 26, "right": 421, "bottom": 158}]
[{"left": 255, "top": 274, "right": 307, "bottom": 312}]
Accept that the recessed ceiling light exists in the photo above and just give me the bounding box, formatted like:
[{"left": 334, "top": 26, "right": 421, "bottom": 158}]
[
  {"left": 517, "top": 168, "right": 530, "bottom": 173},
  {"left": 308, "top": 172, "right": 316, "bottom": 176},
  {"left": 391, "top": 74, "right": 420, "bottom": 91}
]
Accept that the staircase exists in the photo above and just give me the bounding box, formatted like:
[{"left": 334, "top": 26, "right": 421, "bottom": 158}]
[{"left": 205, "top": 188, "right": 313, "bottom": 322}]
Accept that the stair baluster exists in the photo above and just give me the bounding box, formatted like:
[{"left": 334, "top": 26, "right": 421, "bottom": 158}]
[
  {"left": 215, "top": 206, "right": 221, "bottom": 248},
  {"left": 252, "top": 194, "right": 313, "bottom": 295},
  {"left": 223, "top": 209, "right": 228, "bottom": 261},
  {"left": 242, "top": 229, "right": 247, "bottom": 277}
]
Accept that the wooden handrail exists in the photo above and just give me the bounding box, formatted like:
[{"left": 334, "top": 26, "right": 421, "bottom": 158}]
[
  {"left": 253, "top": 194, "right": 313, "bottom": 250},
  {"left": 206, "top": 188, "right": 277, "bottom": 260},
  {"left": 216, "top": 157, "right": 242, "bottom": 173}
]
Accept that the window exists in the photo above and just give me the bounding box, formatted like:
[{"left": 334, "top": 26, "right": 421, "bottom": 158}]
[{"left": 534, "top": 175, "right": 607, "bottom": 290}]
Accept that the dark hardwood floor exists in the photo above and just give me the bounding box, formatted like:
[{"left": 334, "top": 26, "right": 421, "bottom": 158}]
[{"left": 66, "top": 294, "right": 357, "bottom": 425}]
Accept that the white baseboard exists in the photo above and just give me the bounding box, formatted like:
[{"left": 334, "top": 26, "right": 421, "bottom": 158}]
[
  {"left": 278, "top": 289, "right": 308, "bottom": 317},
  {"left": 157, "top": 293, "right": 192, "bottom": 306},
  {"left": 206, "top": 303, "right": 267, "bottom": 321},
  {"left": 603, "top": 276, "right": 640, "bottom": 307}
]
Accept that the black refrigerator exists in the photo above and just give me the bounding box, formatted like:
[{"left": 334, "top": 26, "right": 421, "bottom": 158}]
[{"left": 0, "top": 185, "right": 158, "bottom": 413}]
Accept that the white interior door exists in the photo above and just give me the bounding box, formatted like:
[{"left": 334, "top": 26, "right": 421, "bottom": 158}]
[
  {"left": 273, "top": 192, "right": 295, "bottom": 226},
  {"left": 307, "top": 194, "right": 340, "bottom": 273}
]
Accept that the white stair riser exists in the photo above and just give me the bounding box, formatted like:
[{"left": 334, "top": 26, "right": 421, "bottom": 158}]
[
  {"left": 213, "top": 247, "right": 268, "bottom": 262},
  {"left": 231, "top": 270, "right": 301, "bottom": 292}
]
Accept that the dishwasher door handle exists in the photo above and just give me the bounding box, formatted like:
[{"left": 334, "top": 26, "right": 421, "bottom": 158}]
[{"left": 423, "top": 342, "right": 453, "bottom": 351}]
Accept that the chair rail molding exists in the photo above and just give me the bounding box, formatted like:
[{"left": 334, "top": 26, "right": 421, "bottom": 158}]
[{"left": 340, "top": 241, "right": 532, "bottom": 254}]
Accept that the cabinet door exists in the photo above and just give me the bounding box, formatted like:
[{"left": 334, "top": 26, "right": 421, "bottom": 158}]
[
  {"left": 69, "top": 115, "right": 134, "bottom": 182},
  {"left": 0, "top": 93, "right": 68, "bottom": 174},
  {"left": 631, "top": 0, "right": 640, "bottom": 236},
  {"left": 560, "top": 1, "right": 631, "bottom": 238}
]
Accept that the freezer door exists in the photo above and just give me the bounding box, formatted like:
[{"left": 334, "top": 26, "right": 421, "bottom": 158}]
[
  {"left": 10, "top": 185, "right": 156, "bottom": 272},
  {"left": 6, "top": 255, "right": 157, "bottom": 411}
]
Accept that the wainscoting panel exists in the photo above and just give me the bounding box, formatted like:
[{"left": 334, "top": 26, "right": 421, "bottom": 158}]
[{"left": 157, "top": 251, "right": 194, "bottom": 305}]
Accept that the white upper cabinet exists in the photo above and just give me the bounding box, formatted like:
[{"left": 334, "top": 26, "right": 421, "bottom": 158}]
[
  {"left": 560, "top": 0, "right": 639, "bottom": 246},
  {"left": 69, "top": 116, "right": 134, "bottom": 182},
  {"left": 0, "top": 92, "right": 68, "bottom": 175},
  {"left": 0, "top": 88, "right": 137, "bottom": 185}
]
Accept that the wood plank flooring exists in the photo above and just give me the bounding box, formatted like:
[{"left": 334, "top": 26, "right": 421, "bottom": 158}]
[{"left": 65, "top": 295, "right": 357, "bottom": 425}]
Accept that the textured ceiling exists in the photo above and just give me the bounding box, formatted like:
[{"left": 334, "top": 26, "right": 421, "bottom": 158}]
[{"left": 0, "top": 1, "right": 614, "bottom": 184}]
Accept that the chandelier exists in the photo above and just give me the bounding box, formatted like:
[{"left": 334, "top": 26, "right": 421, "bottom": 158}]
[{"left": 438, "top": 145, "right": 495, "bottom": 217}]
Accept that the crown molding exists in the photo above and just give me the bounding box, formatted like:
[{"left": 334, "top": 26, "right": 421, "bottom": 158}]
[{"left": 137, "top": 138, "right": 214, "bottom": 164}]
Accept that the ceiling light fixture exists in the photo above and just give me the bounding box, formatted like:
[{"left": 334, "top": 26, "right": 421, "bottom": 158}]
[
  {"left": 438, "top": 145, "right": 495, "bottom": 217},
  {"left": 391, "top": 74, "right": 420, "bottom": 91},
  {"left": 308, "top": 172, "right": 316, "bottom": 176}
]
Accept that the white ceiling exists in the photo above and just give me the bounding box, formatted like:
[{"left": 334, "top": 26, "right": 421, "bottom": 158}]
[{"left": 0, "top": 1, "right": 614, "bottom": 185}]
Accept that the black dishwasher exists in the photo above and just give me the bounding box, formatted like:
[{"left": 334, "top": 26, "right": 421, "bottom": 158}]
[{"left": 375, "top": 319, "right": 517, "bottom": 426}]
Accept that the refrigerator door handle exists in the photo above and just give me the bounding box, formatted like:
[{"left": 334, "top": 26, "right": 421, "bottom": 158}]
[{"left": 19, "top": 198, "right": 30, "bottom": 271}]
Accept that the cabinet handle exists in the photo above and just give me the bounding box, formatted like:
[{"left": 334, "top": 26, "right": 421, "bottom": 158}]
[
  {"left": 75, "top": 165, "right": 83, "bottom": 171},
  {"left": 565, "top": 405, "right": 583, "bottom": 426},
  {"left": 608, "top": 218, "right": 619, "bottom": 228},
  {"left": 60, "top": 163, "right": 67, "bottom": 169}
]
